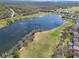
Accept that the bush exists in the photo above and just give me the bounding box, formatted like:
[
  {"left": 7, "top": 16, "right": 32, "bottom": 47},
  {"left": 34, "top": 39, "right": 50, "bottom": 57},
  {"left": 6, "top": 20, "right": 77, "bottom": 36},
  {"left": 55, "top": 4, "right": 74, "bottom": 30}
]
[{"left": 13, "top": 50, "right": 20, "bottom": 58}]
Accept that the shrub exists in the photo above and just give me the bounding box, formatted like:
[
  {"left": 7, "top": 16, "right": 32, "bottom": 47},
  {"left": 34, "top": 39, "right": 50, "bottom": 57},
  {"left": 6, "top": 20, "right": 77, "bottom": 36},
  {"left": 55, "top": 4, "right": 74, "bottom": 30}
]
[{"left": 13, "top": 50, "right": 20, "bottom": 58}]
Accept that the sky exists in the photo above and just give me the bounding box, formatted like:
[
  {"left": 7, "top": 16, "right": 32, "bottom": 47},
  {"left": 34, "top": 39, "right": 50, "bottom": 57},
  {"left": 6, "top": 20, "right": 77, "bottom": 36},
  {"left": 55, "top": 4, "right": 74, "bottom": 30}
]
[{"left": 0, "top": 0, "right": 79, "bottom": 2}]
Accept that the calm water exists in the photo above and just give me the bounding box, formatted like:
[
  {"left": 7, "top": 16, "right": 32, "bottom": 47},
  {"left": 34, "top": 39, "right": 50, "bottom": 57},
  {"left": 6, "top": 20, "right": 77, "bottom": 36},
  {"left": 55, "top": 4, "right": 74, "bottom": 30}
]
[{"left": 0, "top": 14, "right": 64, "bottom": 54}]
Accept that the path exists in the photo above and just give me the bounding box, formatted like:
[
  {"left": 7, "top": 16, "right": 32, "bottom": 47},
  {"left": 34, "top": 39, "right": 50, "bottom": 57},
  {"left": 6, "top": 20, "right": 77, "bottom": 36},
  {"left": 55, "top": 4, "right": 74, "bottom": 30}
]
[{"left": 9, "top": 8, "right": 15, "bottom": 18}]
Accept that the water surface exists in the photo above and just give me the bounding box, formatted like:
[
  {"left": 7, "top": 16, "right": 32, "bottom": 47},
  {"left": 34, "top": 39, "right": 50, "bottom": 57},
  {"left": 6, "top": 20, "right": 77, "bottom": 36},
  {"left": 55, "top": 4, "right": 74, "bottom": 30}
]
[{"left": 0, "top": 14, "right": 64, "bottom": 54}]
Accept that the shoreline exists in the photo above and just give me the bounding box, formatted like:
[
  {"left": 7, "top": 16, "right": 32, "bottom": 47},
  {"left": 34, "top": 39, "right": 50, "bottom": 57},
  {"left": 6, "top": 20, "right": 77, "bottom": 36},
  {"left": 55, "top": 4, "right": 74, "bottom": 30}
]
[
  {"left": 19, "top": 23, "right": 66, "bottom": 57},
  {"left": 0, "top": 12, "right": 47, "bottom": 29},
  {"left": 4, "top": 29, "right": 42, "bottom": 58},
  {"left": 19, "top": 17, "right": 74, "bottom": 57},
  {"left": 1, "top": 20, "right": 72, "bottom": 57},
  {"left": 0, "top": 12, "right": 74, "bottom": 57}
]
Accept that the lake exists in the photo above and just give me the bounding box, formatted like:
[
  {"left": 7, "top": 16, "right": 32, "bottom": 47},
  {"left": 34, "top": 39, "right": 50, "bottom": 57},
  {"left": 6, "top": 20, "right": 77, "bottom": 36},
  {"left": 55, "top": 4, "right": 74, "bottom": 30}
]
[{"left": 0, "top": 14, "right": 64, "bottom": 54}]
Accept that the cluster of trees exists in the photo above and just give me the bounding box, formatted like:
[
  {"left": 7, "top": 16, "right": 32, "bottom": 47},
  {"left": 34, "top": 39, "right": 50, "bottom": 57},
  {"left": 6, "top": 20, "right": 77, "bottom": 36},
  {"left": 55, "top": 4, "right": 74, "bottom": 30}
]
[
  {"left": 8, "top": 5, "right": 39, "bottom": 16},
  {"left": 0, "top": 4, "right": 40, "bottom": 20},
  {"left": 1, "top": 1, "right": 79, "bottom": 20},
  {"left": 0, "top": 5, "right": 11, "bottom": 19}
]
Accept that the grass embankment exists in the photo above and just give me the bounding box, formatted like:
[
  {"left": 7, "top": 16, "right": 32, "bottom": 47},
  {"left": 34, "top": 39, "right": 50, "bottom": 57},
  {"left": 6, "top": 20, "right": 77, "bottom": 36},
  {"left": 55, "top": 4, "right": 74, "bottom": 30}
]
[
  {"left": 0, "top": 12, "right": 46, "bottom": 28},
  {"left": 49, "top": 12, "right": 65, "bottom": 15},
  {"left": 19, "top": 18, "right": 73, "bottom": 58}
]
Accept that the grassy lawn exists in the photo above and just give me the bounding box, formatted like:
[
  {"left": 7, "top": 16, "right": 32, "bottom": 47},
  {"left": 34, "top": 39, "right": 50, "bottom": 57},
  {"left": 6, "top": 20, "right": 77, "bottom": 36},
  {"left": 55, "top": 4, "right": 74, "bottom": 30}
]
[{"left": 19, "top": 18, "right": 73, "bottom": 58}]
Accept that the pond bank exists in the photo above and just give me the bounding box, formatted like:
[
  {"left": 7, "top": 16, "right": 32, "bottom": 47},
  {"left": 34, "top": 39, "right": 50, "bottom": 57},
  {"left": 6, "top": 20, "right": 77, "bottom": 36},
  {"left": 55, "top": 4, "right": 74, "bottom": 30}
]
[
  {"left": 0, "top": 12, "right": 47, "bottom": 29},
  {"left": 1, "top": 29, "right": 42, "bottom": 58},
  {"left": 19, "top": 18, "right": 73, "bottom": 58},
  {"left": 0, "top": 14, "right": 64, "bottom": 58}
]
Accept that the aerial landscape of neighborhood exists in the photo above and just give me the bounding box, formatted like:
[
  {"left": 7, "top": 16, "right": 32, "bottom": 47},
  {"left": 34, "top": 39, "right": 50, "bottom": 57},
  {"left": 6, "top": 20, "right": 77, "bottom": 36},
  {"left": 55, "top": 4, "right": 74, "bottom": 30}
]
[{"left": 0, "top": 0, "right": 79, "bottom": 58}]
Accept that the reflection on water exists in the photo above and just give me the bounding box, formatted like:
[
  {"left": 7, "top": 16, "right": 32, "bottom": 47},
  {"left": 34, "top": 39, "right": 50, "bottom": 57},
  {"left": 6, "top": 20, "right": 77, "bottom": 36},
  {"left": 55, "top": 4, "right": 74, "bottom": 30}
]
[{"left": 0, "top": 14, "right": 64, "bottom": 54}]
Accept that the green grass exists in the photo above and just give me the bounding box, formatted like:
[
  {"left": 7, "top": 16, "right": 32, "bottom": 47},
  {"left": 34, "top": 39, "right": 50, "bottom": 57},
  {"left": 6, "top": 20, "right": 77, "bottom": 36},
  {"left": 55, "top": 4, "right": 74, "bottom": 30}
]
[
  {"left": 13, "top": 50, "right": 20, "bottom": 58},
  {"left": 49, "top": 12, "right": 65, "bottom": 15},
  {"left": 20, "top": 17, "right": 74, "bottom": 58}
]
